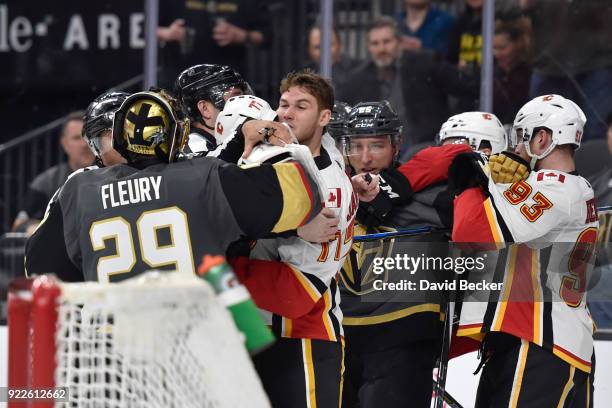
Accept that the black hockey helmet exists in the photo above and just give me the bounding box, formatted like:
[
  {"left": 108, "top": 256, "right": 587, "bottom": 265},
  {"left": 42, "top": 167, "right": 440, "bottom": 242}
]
[
  {"left": 175, "top": 64, "right": 253, "bottom": 122},
  {"left": 345, "top": 100, "right": 402, "bottom": 139},
  {"left": 342, "top": 101, "right": 403, "bottom": 157},
  {"left": 327, "top": 101, "right": 351, "bottom": 139},
  {"left": 83, "top": 91, "right": 129, "bottom": 158},
  {"left": 112, "top": 88, "right": 190, "bottom": 164}
]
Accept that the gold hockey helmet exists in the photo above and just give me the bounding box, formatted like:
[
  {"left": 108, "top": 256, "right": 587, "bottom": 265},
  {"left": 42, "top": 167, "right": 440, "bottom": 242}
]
[{"left": 112, "top": 89, "right": 190, "bottom": 163}]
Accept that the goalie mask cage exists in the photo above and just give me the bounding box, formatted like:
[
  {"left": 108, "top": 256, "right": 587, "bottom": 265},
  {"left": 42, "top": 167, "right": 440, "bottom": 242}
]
[{"left": 7, "top": 273, "right": 271, "bottom": 408}]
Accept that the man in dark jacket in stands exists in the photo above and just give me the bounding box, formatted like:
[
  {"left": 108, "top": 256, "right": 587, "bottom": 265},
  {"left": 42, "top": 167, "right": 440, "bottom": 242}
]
[
  {"left": 336, "top": 16, "right": 478, "bottom": 155},
  {"left": 12, "top": 111, "right": 93, "bottom": 233}
]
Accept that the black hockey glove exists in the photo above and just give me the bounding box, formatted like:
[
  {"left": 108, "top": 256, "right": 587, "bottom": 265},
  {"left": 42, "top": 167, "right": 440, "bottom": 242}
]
[
  {"left": 355, "top": 167, "right": 414, "bottom": 227},
  {"left": 448, "top": 152, "right": 490, "bottom": 197},
  {"left": 377, "top": 167, "right": 414, "bottom": 205}
]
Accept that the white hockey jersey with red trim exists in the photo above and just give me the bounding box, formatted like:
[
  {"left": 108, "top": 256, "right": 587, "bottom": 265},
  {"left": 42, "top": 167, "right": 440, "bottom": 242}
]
[
  {"left": 455, "top": 169, "right": 598, "bottom": 372},
  {"left": 251, "top": 147, "right": 356, "bottom": 342}
]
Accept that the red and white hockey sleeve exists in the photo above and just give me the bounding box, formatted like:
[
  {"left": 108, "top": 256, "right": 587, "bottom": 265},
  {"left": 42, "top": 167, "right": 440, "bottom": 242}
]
[
  {"left": 397, "top": 144, "right": 472, "bottom": 192},
  {"left": 230, "top": 257, "right": 323, "bottom": 319}
]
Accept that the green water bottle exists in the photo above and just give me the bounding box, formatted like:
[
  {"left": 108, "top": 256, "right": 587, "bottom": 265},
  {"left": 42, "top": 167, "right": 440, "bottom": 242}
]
[{"left": 198, "top": 255, "right": 275, "bottom": 354}]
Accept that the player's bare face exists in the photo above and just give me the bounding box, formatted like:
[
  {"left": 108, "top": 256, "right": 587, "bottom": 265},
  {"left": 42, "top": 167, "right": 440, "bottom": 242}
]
[
  {"left": 199, "top": 87, "right": 244, "bottom": 130},
  {"left": 99, "top": 131, "right": 127, "bottom": 166},
  {"left": 348, "top": 136, "right": 395, "bottom": 174},
  {"left": 277, "top": 87, "right": 327, "bottom": 146},
  {"left": 514, "top": 141, "right": 531, "bottom": 163},
  {"left": 368, "top": 27, "right": 400, "bottom": 68}
]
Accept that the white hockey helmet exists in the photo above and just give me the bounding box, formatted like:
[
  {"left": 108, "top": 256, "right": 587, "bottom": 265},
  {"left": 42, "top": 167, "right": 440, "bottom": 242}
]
[
  {"left": 438, "top": 111, "right": 507, "bottom": 155},
  {"left": 511, "top": 94, "right": 586, "bottom": 165},
  {"left": 214, "top": 95, "right": 277, "bottom": 144}
]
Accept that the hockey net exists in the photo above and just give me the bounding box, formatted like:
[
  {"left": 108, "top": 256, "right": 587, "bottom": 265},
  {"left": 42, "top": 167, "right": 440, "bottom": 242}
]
[{"left": 7, "top": 272, "right": 270, "bottom": 408}]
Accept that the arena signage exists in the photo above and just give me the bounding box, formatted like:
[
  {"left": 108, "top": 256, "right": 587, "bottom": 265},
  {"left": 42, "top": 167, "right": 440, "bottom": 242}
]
[
  {"left": 0, "top": 2, "right": 146, "bottom": 89},
  {"left": 0, "top": 4, "right": 145, "bottom": 52}
]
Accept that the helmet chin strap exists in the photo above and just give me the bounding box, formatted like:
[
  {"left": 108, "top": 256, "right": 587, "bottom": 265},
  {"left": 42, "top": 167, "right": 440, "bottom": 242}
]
[{"left": 523, "top": 139, "right": 557, "bottom": 169}]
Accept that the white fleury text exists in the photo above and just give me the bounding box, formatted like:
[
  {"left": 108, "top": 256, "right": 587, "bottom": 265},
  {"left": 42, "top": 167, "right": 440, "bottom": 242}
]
[{"left": 101, "top": 176, "right": 162, "bottom": 209}]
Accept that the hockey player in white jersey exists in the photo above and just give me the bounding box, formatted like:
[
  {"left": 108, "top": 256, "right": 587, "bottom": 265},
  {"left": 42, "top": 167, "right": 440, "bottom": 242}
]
[
  {"left": 450, "top": 94, "right": 598, "bottom": 407},
  {"left": 224, "top": 71, "right": 355, "bottom": 408},
  {"left": 438, "top": 111, "right": 508, "bottom": 156}
]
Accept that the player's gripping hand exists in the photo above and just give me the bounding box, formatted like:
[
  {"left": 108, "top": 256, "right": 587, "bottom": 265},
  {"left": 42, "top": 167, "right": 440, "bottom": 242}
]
[
  {"left": 297, "top": 208, "right": 340, "bottom": 243},
  {"left": 351, "top": 173, "right": 380, "bottom": 203},
  {"left": 488, "top": 151, "right": 531, "bottom": 184},
  {"left": 241, "top": 120, "right": 296, "bottom": 159},
  {"left": 448, "top": 152, "right": 490, "bottom": 197}
]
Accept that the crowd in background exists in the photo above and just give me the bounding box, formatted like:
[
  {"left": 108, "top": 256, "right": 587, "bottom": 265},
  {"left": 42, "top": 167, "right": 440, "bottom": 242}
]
[{"left": 158, "top": 0, "right": 612, "bottom": 207}]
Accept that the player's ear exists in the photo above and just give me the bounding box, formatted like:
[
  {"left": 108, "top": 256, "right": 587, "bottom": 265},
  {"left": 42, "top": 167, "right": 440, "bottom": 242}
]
[
  {"left": 319, "top": 109, "right": 331, "bottom": 127},
  {"left": 392, "top": 143, "right": 399, "bottom": 159},
  {"left": 197, "top": 100, "right": 212, "bottom": 120},
  {"left": 537, "top": 128, "right": 552, "bottom": 148}
]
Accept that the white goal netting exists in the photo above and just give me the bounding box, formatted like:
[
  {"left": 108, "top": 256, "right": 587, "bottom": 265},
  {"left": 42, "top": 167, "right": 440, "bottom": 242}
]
[{"left": 53, "top": 272, "right": 270, "bottom": 408}]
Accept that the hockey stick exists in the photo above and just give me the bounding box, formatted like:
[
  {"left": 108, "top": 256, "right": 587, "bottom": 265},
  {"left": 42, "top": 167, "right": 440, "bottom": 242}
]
[
  {"left": 434, "top": 278, "right": 456, "bottom": 408},
  {"left": 353, "top": 227, "right": 450, "bottom": 242},
  {"left": 350, "top": 205, "right": 611, "bottom": 280},
  {"left": 432, "top": 379, "right": 464, "bottom": 408},
  {"left": 353, "top": 206, "right": 612, "bottom": 243}
]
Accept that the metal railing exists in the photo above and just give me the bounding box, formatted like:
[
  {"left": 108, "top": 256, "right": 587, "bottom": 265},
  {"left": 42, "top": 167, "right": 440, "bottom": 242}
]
[{"left": 0, "top": 122, "right": 66, "bottom": 233}]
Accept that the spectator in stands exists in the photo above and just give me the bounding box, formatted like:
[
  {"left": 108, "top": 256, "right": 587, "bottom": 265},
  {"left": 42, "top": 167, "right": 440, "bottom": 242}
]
[
  {"left": 12, "top": 112, "right": 92, "bottom": 233},
  {"left": 157, "top": 0, "right": 269, "bottom": 88},
  {"left": 304, "top": 24, "right": 357, "bottom": 91},
  {"left": 448, "top": 0, "right": 483, "bottom": 74},
  {"left": 520, "top": 0, "right": 612, "bottom": 141},
  {"left": 447, "top": 0, "right": 483, "bottom": 111},
  {"left": 394, "top": 0, "right": 455, "bottom": 57},
  {"left": 336, "top": 16, "right": 478, "bottom": 155},
  {"left": 492, "top": 17, "right": 532, "bottom": 125}
]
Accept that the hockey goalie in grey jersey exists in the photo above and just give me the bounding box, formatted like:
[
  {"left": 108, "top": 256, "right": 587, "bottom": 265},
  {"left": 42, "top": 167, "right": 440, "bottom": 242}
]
[{"left": 25, "top": 89, "right": 324, "bottom": 283}]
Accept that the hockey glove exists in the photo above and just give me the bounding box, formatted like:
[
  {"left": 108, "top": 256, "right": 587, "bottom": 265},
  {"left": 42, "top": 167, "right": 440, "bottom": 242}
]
[
  {"left": 378, "top": 167, "right": 414, "bottom": 205},
  {"left": 354, "top": 167, "right": 415, "bottom": 227},
  {"left": 488, "top": 151, "right": 531, "bottom": 184},
  {"left": 448, "top": 152, "right": 490, "bottom": 197}
]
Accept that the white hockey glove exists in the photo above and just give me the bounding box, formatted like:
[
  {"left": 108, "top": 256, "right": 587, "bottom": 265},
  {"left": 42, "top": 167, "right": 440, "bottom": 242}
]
[{"left": 239, "top": 141, "right": 329, "bottom": 210}]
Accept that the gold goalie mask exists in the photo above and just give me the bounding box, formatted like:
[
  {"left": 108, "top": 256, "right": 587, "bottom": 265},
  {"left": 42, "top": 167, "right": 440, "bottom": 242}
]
[{"left": 112, "top": 89, "right": 190, "bottom": 163}]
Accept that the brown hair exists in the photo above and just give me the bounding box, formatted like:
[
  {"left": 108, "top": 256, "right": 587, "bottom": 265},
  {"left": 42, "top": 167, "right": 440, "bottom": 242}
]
[
  {"left": 367, "top": 16, "right": 401, "bottom": 39},
  {"left": 279, "top": 69, "right": 334, "bottom": 112}
]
